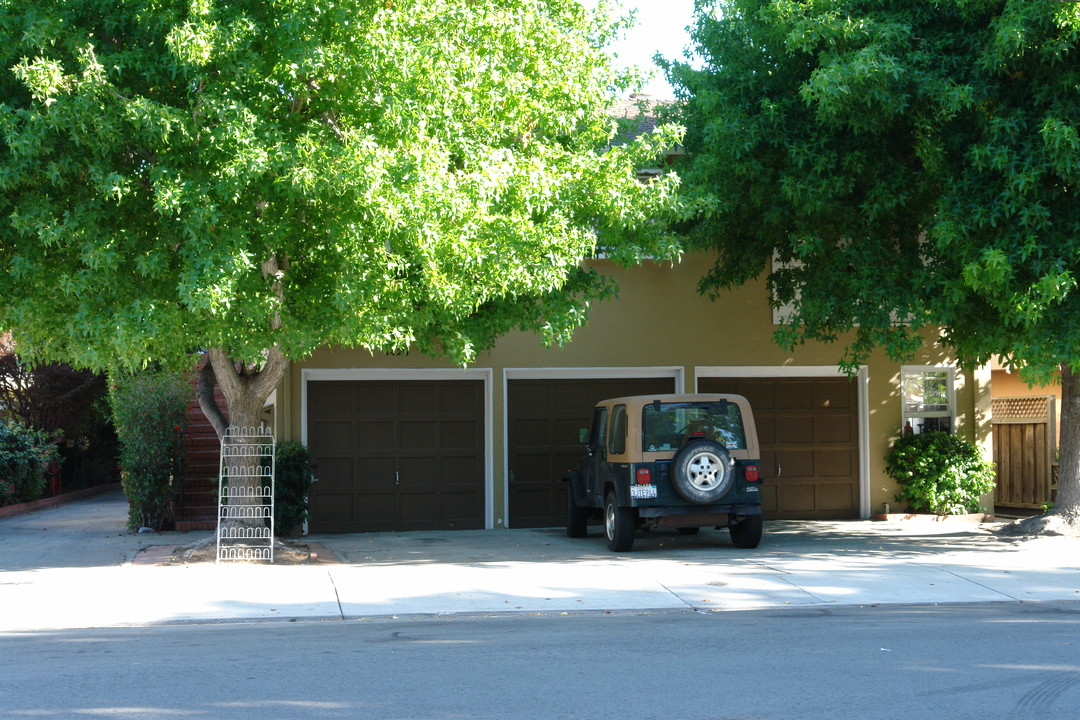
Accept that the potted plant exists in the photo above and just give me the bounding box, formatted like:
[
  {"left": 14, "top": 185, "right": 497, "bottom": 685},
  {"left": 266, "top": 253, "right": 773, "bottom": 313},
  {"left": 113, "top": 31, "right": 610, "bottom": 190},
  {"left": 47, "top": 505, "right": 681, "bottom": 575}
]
[{"left": 274, "top": 441, "right": 316, "bottom": 537}]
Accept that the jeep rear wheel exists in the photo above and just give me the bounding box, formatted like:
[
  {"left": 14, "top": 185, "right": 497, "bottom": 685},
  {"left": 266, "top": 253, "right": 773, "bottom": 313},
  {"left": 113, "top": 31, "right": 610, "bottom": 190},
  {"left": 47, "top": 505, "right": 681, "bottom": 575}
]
[
  {"left": 604, "top": 492, "right": 635, "bottom": 552},
  {"left": 671, "top": 440, "right": 734, "bottom": 504},
  {"left": 729, "top": 514, "right": 763, "bottom": 549}
]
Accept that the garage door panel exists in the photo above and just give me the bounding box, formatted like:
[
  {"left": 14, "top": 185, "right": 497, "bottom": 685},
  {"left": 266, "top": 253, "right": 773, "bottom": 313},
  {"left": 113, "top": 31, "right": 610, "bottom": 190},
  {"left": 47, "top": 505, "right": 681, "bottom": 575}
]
[
  {"left": 511, "top": 453, "right": 551, "bottom": 484},
  {"left": 511, "top": 418, "right": 553, "bottom": 446},
  {"left": 777, "top": 484, "right": 816, "bottom": 512},
  {"left": 698, "top": 376, "right": 859, "bottom": 519},
  {"left": 814, "top": 416, "right": 853, "bottom": 443},
  {"left": 439, "top": 383, "right": 480, "bottom": 412},
  {"left": 816, "top": 449, "right": 853, "bottom": 477},
  {"left": 398, "top": 420, "right": 438, "bottom": 449},
  {"left": 355, "top": 494, "right": 397, "bottom": 528},
  {"left": 439, "top": 456, "right": 483, "bottom": 484},
  {"left": 515, "top": 382, "right": 554, "bottom": 408},
  {"left": 357, "top": 384, "right": 397, "bottom": 414},
  {"left": 395, "top": 385, "right": 437, "bottom": 415},
  {"left": 311, "top": 421, "right": 354, "bottom": 453},
  {"left": 818, "top": 483, "right": 856, "bottom": 511},
  {"left": 442, "top": 420, "right": 481, "bottom": 449},
  {"left": 737, "top": 382, "right": 775, "bottom": 409},
  {"left": 435, "top": 493, "right": 484, "bottom": 529},
  {"left": 755, "top": 416, "right": 777, "bottom": 445},
  {"left": 815, "top": 381, "right": 852, "bottom": 409},
  {"left": 776, "top": 450, "right": 815, "bottom": 478},
  {"left": 307, "top": 379, "right": 485, "bottom": 533},
  {"left": 313, "top": 457, "right": 353, "bottom": 488},
  {"left": 776, "top": 382, "right": 813, "bottom": 409},
  {"left": 397, "top": 455, "right": 439, "bottom": 483},
  {"left": 775, "top": 415, "right": 814, "bottom": 444},
  {"left": 310, "top": 385, "right": 354, "bottom": 418},
  {"left": 507, "top": 376, "right": 676, "bottom": 528},
  {"left": 310, "top": 492, "right": 353, "bottom": 528},
  {"left": 356, "top": 421, "right": 395, "bottom": 449}
]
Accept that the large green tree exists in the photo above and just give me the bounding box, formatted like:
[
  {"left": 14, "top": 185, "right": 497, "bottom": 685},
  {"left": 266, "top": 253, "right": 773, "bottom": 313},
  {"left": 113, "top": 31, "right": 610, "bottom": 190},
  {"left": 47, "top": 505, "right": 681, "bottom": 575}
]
[
  {"left": 665, "top": 0, "right": 1080, "bottom": 527},
  {"left": 0, "top": 0, "right": 680, "bottom": 437}
]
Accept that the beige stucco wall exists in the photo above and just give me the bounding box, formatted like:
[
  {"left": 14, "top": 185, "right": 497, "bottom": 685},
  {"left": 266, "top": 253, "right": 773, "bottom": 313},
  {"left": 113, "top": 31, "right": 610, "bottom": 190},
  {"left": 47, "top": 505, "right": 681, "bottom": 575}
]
[{"left": 281, "top": 253, "right": 991, "bottom": 524}]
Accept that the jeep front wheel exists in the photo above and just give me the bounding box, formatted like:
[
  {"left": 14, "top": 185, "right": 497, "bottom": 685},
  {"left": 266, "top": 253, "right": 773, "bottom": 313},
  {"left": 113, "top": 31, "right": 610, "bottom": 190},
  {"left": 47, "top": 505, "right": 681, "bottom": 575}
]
[
  {"left": 567, "top": 486, "right": 588, "bottom": 538},
  {"left": 604, "top": 492, "right": 635, "bottom": 552},
  {"left": 671, "top": 440, "right": 734, "bottom": 504}
]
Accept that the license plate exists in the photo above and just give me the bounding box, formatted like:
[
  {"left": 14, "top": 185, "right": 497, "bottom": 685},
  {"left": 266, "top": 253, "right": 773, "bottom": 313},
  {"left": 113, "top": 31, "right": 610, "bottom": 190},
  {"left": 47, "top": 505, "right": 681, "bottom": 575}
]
[{"left": 630, "top": 485, "right": 657, "bottom": 499}]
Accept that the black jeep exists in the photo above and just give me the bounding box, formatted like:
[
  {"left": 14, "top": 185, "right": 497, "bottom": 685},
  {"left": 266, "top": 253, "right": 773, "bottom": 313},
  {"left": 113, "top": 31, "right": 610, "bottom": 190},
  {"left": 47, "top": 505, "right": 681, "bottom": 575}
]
[{"left": 563, "top": 394, "right": 763, "bottom": 552}]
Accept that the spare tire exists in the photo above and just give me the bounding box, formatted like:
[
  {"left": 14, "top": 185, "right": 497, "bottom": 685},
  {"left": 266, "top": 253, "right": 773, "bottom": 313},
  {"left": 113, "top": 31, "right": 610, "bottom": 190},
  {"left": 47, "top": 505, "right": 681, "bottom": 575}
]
[{"left": 671, "top": 440, "right": 735, "bottom": 504}]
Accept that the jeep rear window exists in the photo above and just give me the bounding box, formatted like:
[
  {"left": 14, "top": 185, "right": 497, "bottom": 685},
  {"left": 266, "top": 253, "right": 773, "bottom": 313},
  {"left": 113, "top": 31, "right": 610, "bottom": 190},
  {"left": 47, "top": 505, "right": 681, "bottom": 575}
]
[{"left": 641, "top": 401, "right": 746, "bottom": 452}]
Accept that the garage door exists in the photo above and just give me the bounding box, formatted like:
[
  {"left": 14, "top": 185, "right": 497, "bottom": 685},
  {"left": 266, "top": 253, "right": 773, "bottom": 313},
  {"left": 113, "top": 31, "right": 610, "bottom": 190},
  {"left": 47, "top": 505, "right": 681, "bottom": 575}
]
[
  {"left": 306, "top": 380, "right": 485, "bottom": 533},
  {"left": 698, "top": 377, "right": 859, "bottom": 519},
  {"left": 507, "top": 376, "right": 676, "bottom": 528}
]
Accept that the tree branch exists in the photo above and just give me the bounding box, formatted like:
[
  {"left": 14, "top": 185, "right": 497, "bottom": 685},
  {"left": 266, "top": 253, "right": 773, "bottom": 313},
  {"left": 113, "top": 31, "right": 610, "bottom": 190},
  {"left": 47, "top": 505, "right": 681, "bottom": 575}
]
[{"left": 196, "top": 358, "right": 228, "bottom": 440}]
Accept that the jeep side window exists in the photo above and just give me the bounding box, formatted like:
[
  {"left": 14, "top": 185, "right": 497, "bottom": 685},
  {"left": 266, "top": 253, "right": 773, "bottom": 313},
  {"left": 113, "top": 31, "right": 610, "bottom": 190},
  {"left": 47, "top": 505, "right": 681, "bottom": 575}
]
[
  {"left": 609, "top": 404, "right": 627, "bottom": 455},
  {"left": 590, "top": 407, "right": 608, "bottom": 453}
]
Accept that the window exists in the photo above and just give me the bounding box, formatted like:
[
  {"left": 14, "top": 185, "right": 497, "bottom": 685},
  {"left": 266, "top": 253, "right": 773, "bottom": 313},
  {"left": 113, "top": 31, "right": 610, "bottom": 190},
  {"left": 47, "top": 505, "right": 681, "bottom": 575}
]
[
  {"left": 590, "top": 406, "right": 608, "bottom": 452},
  {"left": 901, "top": 367, "right": 955, "bottom": 434},
  {"left": 642, "top": 401, "right": 746, "bottom": 452},
  {"left": 609, "top": 404, "right": 628, "bottom": 455}
]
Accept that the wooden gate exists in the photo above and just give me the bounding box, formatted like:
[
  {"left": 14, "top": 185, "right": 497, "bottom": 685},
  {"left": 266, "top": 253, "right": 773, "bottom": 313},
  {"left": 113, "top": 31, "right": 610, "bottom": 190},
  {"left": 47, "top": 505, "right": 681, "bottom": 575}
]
[{"left": 992, "top": 396, "right": 1057, "bottom": 512}]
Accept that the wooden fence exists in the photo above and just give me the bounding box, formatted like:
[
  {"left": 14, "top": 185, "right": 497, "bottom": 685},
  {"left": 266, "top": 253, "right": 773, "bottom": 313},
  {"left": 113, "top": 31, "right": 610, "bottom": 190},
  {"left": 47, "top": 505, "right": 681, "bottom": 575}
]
[{"left": 992, "top": 395, "right": 1057, "bottom": 511}]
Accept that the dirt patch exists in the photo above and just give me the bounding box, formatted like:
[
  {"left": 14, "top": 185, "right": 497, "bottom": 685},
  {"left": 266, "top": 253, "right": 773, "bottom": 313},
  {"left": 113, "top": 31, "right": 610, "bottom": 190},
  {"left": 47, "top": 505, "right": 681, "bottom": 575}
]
[
  {"left": 994, "top": 512, "right": 1080, "bottom": 538},
  {"left": 165, "top": 539, "right": 331, "bottom": 565}
]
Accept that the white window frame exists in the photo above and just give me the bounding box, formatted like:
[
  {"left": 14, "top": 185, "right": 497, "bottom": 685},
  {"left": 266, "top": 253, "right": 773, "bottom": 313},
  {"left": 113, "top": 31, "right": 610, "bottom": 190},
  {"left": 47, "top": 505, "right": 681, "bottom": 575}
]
[{"left": 900, "top": 365, "right": 956, "bottom": 434}]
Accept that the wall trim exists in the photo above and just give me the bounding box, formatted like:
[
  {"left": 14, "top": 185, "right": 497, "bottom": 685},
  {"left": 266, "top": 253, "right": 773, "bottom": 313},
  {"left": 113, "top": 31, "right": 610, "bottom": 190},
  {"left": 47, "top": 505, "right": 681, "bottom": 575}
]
[
  {"left": 300, "top": 367, "right": 496, "bottom": 529},
  {"left": 694, "top": 365, "right": 872, "bottom": 519},
  {"left": 503, "top": 366, "right": 686, "bottom": 388}
]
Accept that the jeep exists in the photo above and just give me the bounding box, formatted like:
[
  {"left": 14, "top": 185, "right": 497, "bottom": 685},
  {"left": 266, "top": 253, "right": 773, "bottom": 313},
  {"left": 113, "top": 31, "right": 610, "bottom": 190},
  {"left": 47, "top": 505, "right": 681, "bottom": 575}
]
[{"left": 563, "top": 394, "right": 763, "bottom": 552}]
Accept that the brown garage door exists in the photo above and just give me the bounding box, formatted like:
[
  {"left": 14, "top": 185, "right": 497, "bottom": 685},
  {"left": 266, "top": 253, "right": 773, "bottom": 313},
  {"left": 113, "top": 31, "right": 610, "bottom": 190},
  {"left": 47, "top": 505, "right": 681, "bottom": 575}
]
[
  {"left": 307, "top": 380, "right": 485, "bottom": 533},
  {"left": 698, "top": 377, "right": 859, "bottom": 519},
  {"left": 507, "top": 376, "right": 676, "bottom": 528}
]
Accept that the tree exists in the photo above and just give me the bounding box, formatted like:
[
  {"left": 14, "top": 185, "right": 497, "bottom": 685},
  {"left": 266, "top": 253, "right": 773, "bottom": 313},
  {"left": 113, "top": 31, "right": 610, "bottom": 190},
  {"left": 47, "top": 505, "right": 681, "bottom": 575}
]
[
  {"left": 0, "top": 1, "right": 680, "bottom": 485},
  {"left": 664, "top": 0, "right": 1080, "bottom": 529}
]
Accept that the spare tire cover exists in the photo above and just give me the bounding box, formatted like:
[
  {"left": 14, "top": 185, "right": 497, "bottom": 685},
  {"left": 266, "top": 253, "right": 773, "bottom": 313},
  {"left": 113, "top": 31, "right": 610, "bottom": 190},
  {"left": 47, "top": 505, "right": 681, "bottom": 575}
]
[{"left": 671, "top": 440, "right": 735, "bottom": 504}]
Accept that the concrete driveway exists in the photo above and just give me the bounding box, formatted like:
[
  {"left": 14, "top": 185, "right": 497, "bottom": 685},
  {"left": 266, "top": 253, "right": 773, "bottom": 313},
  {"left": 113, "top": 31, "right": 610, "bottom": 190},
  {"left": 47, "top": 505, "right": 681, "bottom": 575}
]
[{"left": 1, "top": 488, "right": 1078, "bottom": 631}]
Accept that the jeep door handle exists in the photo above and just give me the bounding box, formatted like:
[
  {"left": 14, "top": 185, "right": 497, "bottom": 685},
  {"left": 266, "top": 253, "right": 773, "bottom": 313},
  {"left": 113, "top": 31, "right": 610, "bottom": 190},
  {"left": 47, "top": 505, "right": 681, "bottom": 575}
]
[{"left": 776, "top": 464, "right": 782, "bottom": 477}]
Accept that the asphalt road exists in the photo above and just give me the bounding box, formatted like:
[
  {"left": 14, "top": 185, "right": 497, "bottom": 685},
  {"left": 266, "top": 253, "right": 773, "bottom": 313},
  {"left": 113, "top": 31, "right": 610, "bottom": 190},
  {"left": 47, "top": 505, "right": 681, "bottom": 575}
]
[{"left": 4, "top": 602, "right": 1079, "bottom": 720}]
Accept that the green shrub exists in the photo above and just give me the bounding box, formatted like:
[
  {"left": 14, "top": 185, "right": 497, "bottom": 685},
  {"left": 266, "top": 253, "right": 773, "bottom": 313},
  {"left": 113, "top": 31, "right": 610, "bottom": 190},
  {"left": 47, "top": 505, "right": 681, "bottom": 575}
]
[
  {"left": 0, "top": 421, "right": 58, "bottom": 506},
  {"left": 885, "top": 432, "right": 995, "bottom": 515},
  {"left": 108, "top": 367, "right": 193, "bottom": 531},
  {"left": 274, "top": 441, "right": 316, "bottom": 534}
]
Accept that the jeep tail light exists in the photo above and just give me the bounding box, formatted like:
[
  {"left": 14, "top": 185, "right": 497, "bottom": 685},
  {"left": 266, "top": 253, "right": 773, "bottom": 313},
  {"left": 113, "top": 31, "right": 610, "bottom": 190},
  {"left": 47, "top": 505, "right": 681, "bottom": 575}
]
[
  {"left": 636, "top": 468, "right": 652, "bottom": 485},
  {"left": 744, "top": 465, "right": 760, "bottom": 483}
]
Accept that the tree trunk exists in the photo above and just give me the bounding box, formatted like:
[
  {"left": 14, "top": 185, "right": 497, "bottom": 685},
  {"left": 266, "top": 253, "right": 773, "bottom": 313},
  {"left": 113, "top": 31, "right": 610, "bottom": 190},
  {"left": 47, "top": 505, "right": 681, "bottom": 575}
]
[
  {"left": 1053, "top": 363, "right": 1080, "bottom": 520},
  {"left": 204, "top": 347, "right": 289, "bottom": 531}
]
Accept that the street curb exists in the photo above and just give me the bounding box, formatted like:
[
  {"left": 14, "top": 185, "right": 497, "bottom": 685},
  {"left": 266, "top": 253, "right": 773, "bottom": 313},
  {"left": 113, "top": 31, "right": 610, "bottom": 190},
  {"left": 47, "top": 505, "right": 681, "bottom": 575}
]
[{"left": 0, "top": 482, "right": 122, "bottom": 519}]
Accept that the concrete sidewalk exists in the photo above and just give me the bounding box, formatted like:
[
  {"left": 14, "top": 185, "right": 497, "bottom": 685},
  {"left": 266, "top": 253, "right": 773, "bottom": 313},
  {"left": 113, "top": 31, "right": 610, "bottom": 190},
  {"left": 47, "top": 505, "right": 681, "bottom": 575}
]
[{"left": 2, "top": 489, "right": 1079, "bottom": 631}]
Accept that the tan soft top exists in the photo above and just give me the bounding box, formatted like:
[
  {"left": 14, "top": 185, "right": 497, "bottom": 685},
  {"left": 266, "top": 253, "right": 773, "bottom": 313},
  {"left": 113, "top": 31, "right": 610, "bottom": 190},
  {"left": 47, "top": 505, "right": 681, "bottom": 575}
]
[{"left": 594, "top": 393, "right": 760, "bottom": 462}]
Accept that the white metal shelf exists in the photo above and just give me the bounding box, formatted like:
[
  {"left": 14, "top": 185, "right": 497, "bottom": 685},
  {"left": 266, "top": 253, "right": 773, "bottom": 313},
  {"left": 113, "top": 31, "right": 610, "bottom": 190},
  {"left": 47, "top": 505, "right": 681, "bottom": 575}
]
[{"left": 216, "top": 426, "right": 275, "bottom": 563}]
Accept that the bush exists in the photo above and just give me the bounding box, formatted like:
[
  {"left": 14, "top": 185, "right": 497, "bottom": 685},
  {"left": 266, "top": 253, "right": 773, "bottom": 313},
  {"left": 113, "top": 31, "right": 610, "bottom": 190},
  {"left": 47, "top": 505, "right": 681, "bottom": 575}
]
[
  {"left": 275, "top": 441, "right": 316, "bottom": 534},
  {"left": 0, "top": 421, "right": 59, "bottom": 506},
  {"left": 108, "top": 367, "right": 193, "bottom": 531},
  {"left": 885, "top": 432, "right": 996, "bottom": 515}
]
